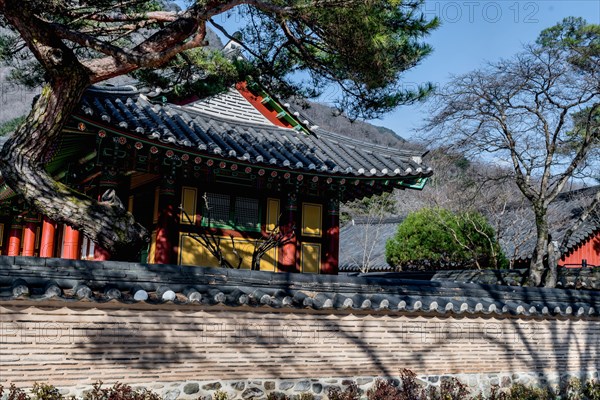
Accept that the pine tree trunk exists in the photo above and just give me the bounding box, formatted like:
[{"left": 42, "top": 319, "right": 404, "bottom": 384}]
[{"left": 0, "top": 70, "right": 149, "bottom": 259}]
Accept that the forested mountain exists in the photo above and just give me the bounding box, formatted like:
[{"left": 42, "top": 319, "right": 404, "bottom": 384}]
[
  {"left": 0, "top": 68, "right": 36, "bottom": 126},
  {"left": 287, "top": 98, "right": 409, "bottom": 148}
]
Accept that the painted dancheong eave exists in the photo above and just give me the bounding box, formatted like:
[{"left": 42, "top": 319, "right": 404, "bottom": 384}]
[{"left": 0, "top": 84, "right": 431, "bottom": 272}]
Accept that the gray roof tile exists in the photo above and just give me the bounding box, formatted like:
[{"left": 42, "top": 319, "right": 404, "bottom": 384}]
[
  {"left": 1, "top": 256, "right": 598, "bottom": 319},
  {"left": 78, "top": 86, "right": 431, "bottom": 181}
]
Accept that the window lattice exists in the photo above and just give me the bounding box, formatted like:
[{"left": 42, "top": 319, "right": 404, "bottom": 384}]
[
  {"left": 205, "top": 193, "right": 230, "bottom": 225},
  {"left": 234, "top": 197, "right": 260, "bottom": 229}
]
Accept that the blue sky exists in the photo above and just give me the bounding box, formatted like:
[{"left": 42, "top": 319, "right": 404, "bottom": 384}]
[
  {"left": 376, "top": 0, "right": 600, "bottom": 139},
  {"left": 183, "top": 0, "right": 600, "bottom": 139}
]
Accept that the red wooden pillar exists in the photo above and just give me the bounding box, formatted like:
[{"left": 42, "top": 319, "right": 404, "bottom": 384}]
[
  {"left": 323, "top": 197, "right": 340, "bottom": 274},
  {"left": 7, "top": 220, "right": 22, "bottom": 256},
  {"left": 62, "top": 225, "right": 81, "bottom": 260},
  {"left": 40, "top": 217, "right": 57, "bottom": 258},
  {"left": 94, "top": 246, "right": 111, "bottom": 261},
  {"left": 154, "top": 177, "right": 177, "bottom": 264},
  {"left": 21, "top": 215, "right": 39, "bottom": 257},
  {"left": 280, "top": 192, "right": 298, "bottom": 272}
]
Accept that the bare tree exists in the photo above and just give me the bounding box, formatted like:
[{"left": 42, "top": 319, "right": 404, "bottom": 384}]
[
  {"left": 180, "top": 196, "right": 243, "bottom": 269},
  {"left": 250, "top": 219, "right": 295, "bottom": 271},
  {"left": 422, "top": 20, "right": 600, "bottom": 286}
]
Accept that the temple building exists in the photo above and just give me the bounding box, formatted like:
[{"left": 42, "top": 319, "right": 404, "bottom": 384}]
[{"left": 0, "top": 83, "right": 431, "bottom": 274}]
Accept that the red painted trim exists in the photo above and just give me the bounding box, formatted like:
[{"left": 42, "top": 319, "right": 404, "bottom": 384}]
[
  {"left": 72, "top": 114, "right": 405, "bottom": 186},
  {"left": 323, "top": 216, "right": 340, "bottom": 275},
  {"left": 279, "top": 204, "right": 298, "bottom": 272},
  {"left": 280, "top": 233, "right": 299, "bottom": 272},
  {"left": 155, "top": 203, "right": 176, "bottom": 265},
  {"left": 560, "top": 231, "right": 600, "bottom": 267},
  {"left": 62, "top": 225, "right": 81, "bottom": 260},
  {"left": 22, "top": 222, "right": 37, "bottom": 257},
  {"left": 40, "top": 217, "right": 57, "bottom": 258},
  {"left": 172, "top": 95, "right": 200, "bottom": 106},
  {"left": 235, "top": 82, "right": 292, "bottom": 128},
  {"left": 7, "top": 225, "right": 22, "bottom": 256}
]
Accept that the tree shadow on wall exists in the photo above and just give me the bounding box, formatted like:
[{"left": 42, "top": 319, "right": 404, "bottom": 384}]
[
  {"left": 71, "top": 268, "right": 599, "bottom": 388},
  {"left": 72, "top": 308, "right": 196, "bottom": 381}
]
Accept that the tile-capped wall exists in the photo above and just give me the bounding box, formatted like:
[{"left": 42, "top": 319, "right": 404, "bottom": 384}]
[{"left": 1, "top": 301, "right": 598, "bottom": 390}]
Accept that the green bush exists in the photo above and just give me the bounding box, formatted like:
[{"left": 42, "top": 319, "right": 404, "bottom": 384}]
[
  {"left": 385, "top": 208, "right": 507, "bottom": 270},
  {"left": 564, "top": 378, "right": 600, "bottom": 400},
  {"left": 83, "top": 382, "right": 161, "bottom": 400},
  {"left": 583, "top": 380, "right": 600, "bottom": 400},
  {"left": 504, "top": 383, "right": 554, "bottom": 400}
]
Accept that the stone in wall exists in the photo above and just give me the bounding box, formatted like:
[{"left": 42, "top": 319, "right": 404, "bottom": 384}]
[{"left": 46, "top": 372, "right": 600, "bottom": 400}]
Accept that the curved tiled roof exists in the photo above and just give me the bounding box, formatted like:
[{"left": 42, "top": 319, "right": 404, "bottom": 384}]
[
  {"left": 500, "top": 186, "right": 600, "bottom": 262},
  {"left": 339, "top": 217, "right": 404, "bottom": 271},
  {"left": 1, "top": 256, "right": 598, "bottom": 319},
  {"left": 77, "top": 85, "right": 431, "bottom": 181}
]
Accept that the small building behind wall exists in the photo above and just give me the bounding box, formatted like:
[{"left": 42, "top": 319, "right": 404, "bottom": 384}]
[{"left": 0, "top": 83, "right": 431, "bottom": 273}]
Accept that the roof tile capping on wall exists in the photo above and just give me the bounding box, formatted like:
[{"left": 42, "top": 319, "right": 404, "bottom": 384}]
[{"left": 0, "top": 256, "right": 599, "bottom": 394}]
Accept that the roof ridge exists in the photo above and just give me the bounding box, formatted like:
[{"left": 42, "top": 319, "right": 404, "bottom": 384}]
[{"left": 86, "top": 84, "right": 140, "bottom": 96}]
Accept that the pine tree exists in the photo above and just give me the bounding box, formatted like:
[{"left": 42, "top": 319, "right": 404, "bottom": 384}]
[{"left": 0, "top": 0, "right": 438, "bottom": 257}]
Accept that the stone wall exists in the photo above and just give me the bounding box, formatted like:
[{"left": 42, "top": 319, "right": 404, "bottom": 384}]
[
  {"left": 1, "top": 300, "right": 598, "bottom": 397},
  {"left": 49, "top": 372, "right": 600, "bottom": 400}
]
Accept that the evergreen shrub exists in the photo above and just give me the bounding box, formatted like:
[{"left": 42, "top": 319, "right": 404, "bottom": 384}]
[{"left": 385, "top": 208, "right": 507, "bottom": 270}]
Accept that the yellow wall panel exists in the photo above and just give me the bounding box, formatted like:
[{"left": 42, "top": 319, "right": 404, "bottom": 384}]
[
  {"left": 180, "top": 187, "right": 198, "bottom": 224},
  {"left": 179, "top": 234, "right": 219, "bottom": 268},
  {"left": 179, "top": 235, "right": 277, "bottom": 271},
  {"left": 128, "top": 195, "right": 134, "bottom": 213},
  {"left": 260, "top": 246, "right": 278, "bottom": 272},
  {"left": 302, "top": 203, "right": 322, "bottom": 237},
  {"left": 266, "top": 198, "right": 280, "bottom": 232},
  {"left": 301, "top": 243, "right": 321, "bottom": 274},
  {"left": 148, "top": 230, "right": 157, "bottom": 264},
  {"left": 224, "top": 238, "right": 254, "bottom": 270}
]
